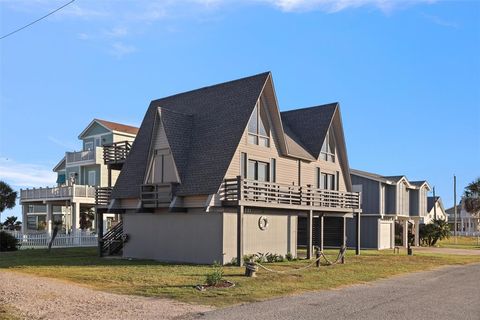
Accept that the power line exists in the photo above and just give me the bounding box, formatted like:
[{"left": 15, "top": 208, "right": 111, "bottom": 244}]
[{"left": 0, "top": 0, "right": 76, "bottom": 40}]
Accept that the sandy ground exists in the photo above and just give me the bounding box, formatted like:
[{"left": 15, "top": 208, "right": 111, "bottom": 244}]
[{"left": 0, "top": 271, "right": 212, "bottom": 320}]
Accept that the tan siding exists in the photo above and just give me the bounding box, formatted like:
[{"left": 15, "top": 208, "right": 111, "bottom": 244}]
[
  {"left": 223, "top": 91, "right": 348, "bottom": 193},
  {"left": 182, "top": 195, "right": 209, "bottom": 208}
]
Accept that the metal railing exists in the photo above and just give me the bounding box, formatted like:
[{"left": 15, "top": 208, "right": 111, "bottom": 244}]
[
  {"left": 141, "top": 183, "right": 177, "bottom": 208},
  {"left": 95, "top": 187, "right": 113, "bottom": 206},
  {"left": 66, "top": 149, "right": 95, "bottom": 163},
  {"left": 222, "top": 177, "right": 361, "bottom": 210},
  {"left": 103, "top": 141, "right": 132, "bottom": 165},
  {"left": 20, "top": 185, "right": 96, "bottom": 201}
]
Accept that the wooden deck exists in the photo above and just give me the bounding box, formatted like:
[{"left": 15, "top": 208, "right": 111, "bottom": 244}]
[{"left": 222, "top": 177, "right": 361, "bottom": 212}]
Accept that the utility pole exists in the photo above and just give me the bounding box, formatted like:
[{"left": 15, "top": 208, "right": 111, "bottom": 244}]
[
  {"left": 433, "top": 186, "right": 437, "bottom": 220},
  {"left": 454, "top": 175, "right": 457, "bottom": 242}
]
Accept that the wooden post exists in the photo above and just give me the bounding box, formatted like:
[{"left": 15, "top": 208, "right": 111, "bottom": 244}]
[
  {"left": 320, "top": 214, "right": 324, "bottom": 252},
  {"left": 97, "top": 211, "right": 104, "bottom": 257},
  {"left": 342, "top": 216, "right": 347, "bottom": 264},
  {"left": 108, "top": 167, "right": 112, "bottom": 188},
  {"left": 307, "top": 210, "right": 313, "bottom": 259},
  {"left": 355, "top": 211, "right": 361, "bottom": 255},
  {"left": 236, "top": 176, "right": 244, "bottom": 267}
]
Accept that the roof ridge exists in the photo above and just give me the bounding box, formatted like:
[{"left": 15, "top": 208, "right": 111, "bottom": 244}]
[
  {"left": 152, "top": 71, "right": 271, "bottom": 104},
  {"left": 94, "top": 118, "right": 139, "bottom": 129},
  {"left": 281, "top": 102, "right": 338, "bottom": 114}
]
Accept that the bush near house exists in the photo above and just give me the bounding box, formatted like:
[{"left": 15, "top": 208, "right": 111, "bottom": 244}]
[
  {"left": 420, "top": 219, "right": 451, "bottom": 247},
  {"left": 0, "top": 231, "right": 19, "bottom": 251}
]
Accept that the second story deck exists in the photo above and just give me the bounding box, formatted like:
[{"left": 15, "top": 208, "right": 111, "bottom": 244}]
[
  {"left": 20, "top": 185, "right": 96, "bottom": 203},
  {"left": 222, "top": 177, "right": 361, "bottom": 213}
]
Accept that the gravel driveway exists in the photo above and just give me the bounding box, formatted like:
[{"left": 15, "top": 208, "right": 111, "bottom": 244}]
[{"left": 0, "top": 271, "right": 212, "bottom": 320}]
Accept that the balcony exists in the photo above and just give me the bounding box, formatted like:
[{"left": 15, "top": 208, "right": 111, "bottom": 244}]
[
  {"left": 222, "top": 177, "right": 361, "bottom": 212},
  {"left": 20, "top": 185, "right": 96, "bottom": 202},
  {"left": 141, "top": 183, "right": 177, "bottom": 208},
  {"left": 103, "top": 141, "right": 132, "bottom": 166},
  {"left": 95, "top": 187, "right": 113, "bottom": 207},
  {"left": 66, "top": 149, "right": 95, "bottom": 164}
]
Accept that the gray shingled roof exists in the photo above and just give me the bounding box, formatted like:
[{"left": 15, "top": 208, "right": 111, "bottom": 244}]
[
  {"left": 111, "top": 73, "right": 344, "bottom": 200},
  {"left": 427, "top": 196, "right": 440, "bottom": 212},
  {"left": 111, "top": 72, "right": 270, "bottom": 199},
  {"left": 384, "top": 175, "right": 406, "bottom": 183},
  {"left": 280, "top": 103, "right": 337, "bottom": 158}
]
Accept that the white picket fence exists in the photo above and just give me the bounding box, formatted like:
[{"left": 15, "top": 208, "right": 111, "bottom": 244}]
[{"left": 8, "top": 231, "right": 98, "bottom": 249}]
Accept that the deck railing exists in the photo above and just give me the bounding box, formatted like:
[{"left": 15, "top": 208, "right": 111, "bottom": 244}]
[
  {"left": 8, "top": 231, "right": 98, "bottom": 249},
  {"left": 95, "top": 187, "right": 113, "bottom": 206},
  {"left": 222, "top": 177, "right": 361, "bottom": 210},
  {"left": 66, "top": 149, "right": 95, "bottom": 164},
  {"left": 141, "top": 183, "right": 177, "bottom": 208},
  {"left": 103, "top": 141, "right": 132, "bottom": 165},
  {"left": 20, "top": 185, "right": 96, "bottom": 201}
]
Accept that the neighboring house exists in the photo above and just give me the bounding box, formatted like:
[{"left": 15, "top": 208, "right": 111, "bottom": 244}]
[
  {"left": 346, "top": 169, "right": 431, "bottom": 249},
  {"left": 424, "top": 196, "right": 448, "bottom": 224},
  {"left": 105, "top": 72, "right": 361, "bottom": 265},
  {"left": 446, "top": 201, "right": 480, "bottom": 235},
  {"left": 20, "top": 119, "right": 138, "bottom": 234}
]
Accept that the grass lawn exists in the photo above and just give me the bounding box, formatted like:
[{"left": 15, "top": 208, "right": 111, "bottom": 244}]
[
  {"left": 1, "top": 248, "right": 479, "bottom": 307},
  {"left": 436, "top": 236, "right": 480, "bottom": 250}
]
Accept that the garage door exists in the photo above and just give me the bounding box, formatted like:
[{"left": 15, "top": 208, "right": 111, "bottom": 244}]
[{"left": 379, "top": 222, "right": 392, "bottom": 249}]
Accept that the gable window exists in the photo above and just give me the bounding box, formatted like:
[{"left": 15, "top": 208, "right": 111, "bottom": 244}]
[
  {"left": 247, "top": 100, "right": 270, "bottom": 147},
  {"left": 247, "top": 159, "right": 270, "bottom": 182},
  {"left": 320, "top": 128, "right": 335, "bottom": 162}
]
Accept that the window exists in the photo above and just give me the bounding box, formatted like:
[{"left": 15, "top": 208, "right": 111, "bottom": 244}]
[
  {"left": 88, "top": 171, "right": 96, "bottom": 186},
  {"left": 247, "top": 100, "right": 270, "bottom": 147},
  {"left": 320, "top": 128, "right": 335, "bottom": 162},
  {"left": 95, "top": 137, "right": 102, "bottom": 147},
  {"left": 27, "top": 204, "right": 46, "bottom": 213},
  {"left": 85, "top": 142, "right": 94, "bottom": 151},
  {"left": 319, "top": 172, "right": 337, "bottom": 190},
  {"left": 247, "top": 159, "right": 269, "bottom": 182}
]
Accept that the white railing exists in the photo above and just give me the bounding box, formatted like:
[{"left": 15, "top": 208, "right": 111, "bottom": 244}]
[
  {"left": 9, "top": 232, "right": 98, "bottom": 249},
  {"left": 20, "top": 185, "right": 96, "bottom": 201},
  {"left": 452, "top": 231, "right": 480, "bottom": 237},
  {"left": 66, "top": 149, "right": 95, "bottom": 163}
]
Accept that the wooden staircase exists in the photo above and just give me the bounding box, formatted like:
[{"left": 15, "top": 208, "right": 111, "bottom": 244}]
[{"left": 101, "top": 221, "right": 124, "bottom": 256}]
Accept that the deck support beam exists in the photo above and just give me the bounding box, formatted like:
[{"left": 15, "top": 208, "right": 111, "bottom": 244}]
[
  {"left": 236, "top": 176, "right": 244, "bottom": 267},
  {"left": 97, "top": 211, "right": 104, "bottom": 257},
  {"left": 356, "top": 212, "right": 361, "bottom": 255},
  {"left": 320, "top": 214, "right": 324, "bottom": 251},
  {"left": 307, "top": 210, "right": 313, "bottom": 259}
]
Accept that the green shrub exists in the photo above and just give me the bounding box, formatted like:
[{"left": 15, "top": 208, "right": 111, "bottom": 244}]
[
  {"left": 420, "top": 219, "right": 450, "bottom": 246},
  {"left": 0, "top": 231, "right": 19, "bottom": 251},
  {"left": 205, "top": 262, "right": 224, "bottom": 286},
  {"left": 286, "top": 252, "right": 294, "bottom": 261}
]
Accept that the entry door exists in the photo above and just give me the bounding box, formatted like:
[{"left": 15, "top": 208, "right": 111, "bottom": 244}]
[{"left": 379, "top": 222, "right": 392, "bottom": 249}]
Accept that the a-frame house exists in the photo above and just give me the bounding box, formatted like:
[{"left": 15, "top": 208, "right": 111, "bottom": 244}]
[{"left": 108, "top": 72, "right": 361, "bottom": 264}]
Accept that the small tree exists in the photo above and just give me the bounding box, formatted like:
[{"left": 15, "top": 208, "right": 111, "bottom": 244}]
[
  {"left": 463, "top": 178, "right": 480, "bottom": 219},
  {"left": 420, "top": 219, "right": 450, "bottom": 246},
  {"left": 3, "top": 216, "right": 21, "bottom": 231},
  {"left": 0, "top": 181, "right": 17, "bottom": 227}
]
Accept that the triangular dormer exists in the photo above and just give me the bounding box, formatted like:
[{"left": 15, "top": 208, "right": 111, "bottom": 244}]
[{"left": 145, "top": 109, "right": 180, "bottom": 184}]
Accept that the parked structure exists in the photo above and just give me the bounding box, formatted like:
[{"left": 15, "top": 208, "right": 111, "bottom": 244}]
[
  {"left": 347, "top": 169, "right": 430, "bottom": 249},
  {"left": 103, "top": 72, "right": 361, "bottom": 264},
  {"left": 424, "top": 196, "right": 448, "bottom": 224},
  {"left": 20, "top": 119, "right": 138, "bottom": 234},
  {"left": 446, "top": 201, "right": 479, "bottom": 236}
]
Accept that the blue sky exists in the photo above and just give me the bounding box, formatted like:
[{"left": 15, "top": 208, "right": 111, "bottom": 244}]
[{"left": 0, "top": 0, "right": 479, "bottom": 221}]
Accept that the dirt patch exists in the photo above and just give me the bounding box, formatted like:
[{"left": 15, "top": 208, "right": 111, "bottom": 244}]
[{"left": 0, "top": 271, "right": 212, "bottom": 320}]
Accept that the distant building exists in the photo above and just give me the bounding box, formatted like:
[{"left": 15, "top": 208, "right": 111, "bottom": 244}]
[
  {"left": 424, "top": 196, "right": 448, "bottom": 224},
  {"left": 446, "top": 201, "right": 479, "bottom": 236}
]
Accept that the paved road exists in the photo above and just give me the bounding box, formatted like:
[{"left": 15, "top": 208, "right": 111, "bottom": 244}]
[
  {"left": 414, "top": 246, "right": 480, "bottom": 255},
  {"left": 194, "top": 263, "right": 480, "bottom": 320}
]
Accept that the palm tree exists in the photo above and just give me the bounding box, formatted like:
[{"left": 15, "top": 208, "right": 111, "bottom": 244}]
[
  {"left": 0, "top": 181, "right": 17, "bottom": 213},
  {"left": 463, "top": 178, "right": 480, "bottom": 219},
  {"left": 3, "top": 216, "right": 19, "bottom": 231},
  {"left": 0, "top": 181, "right": 17, "bottom": 230}
]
